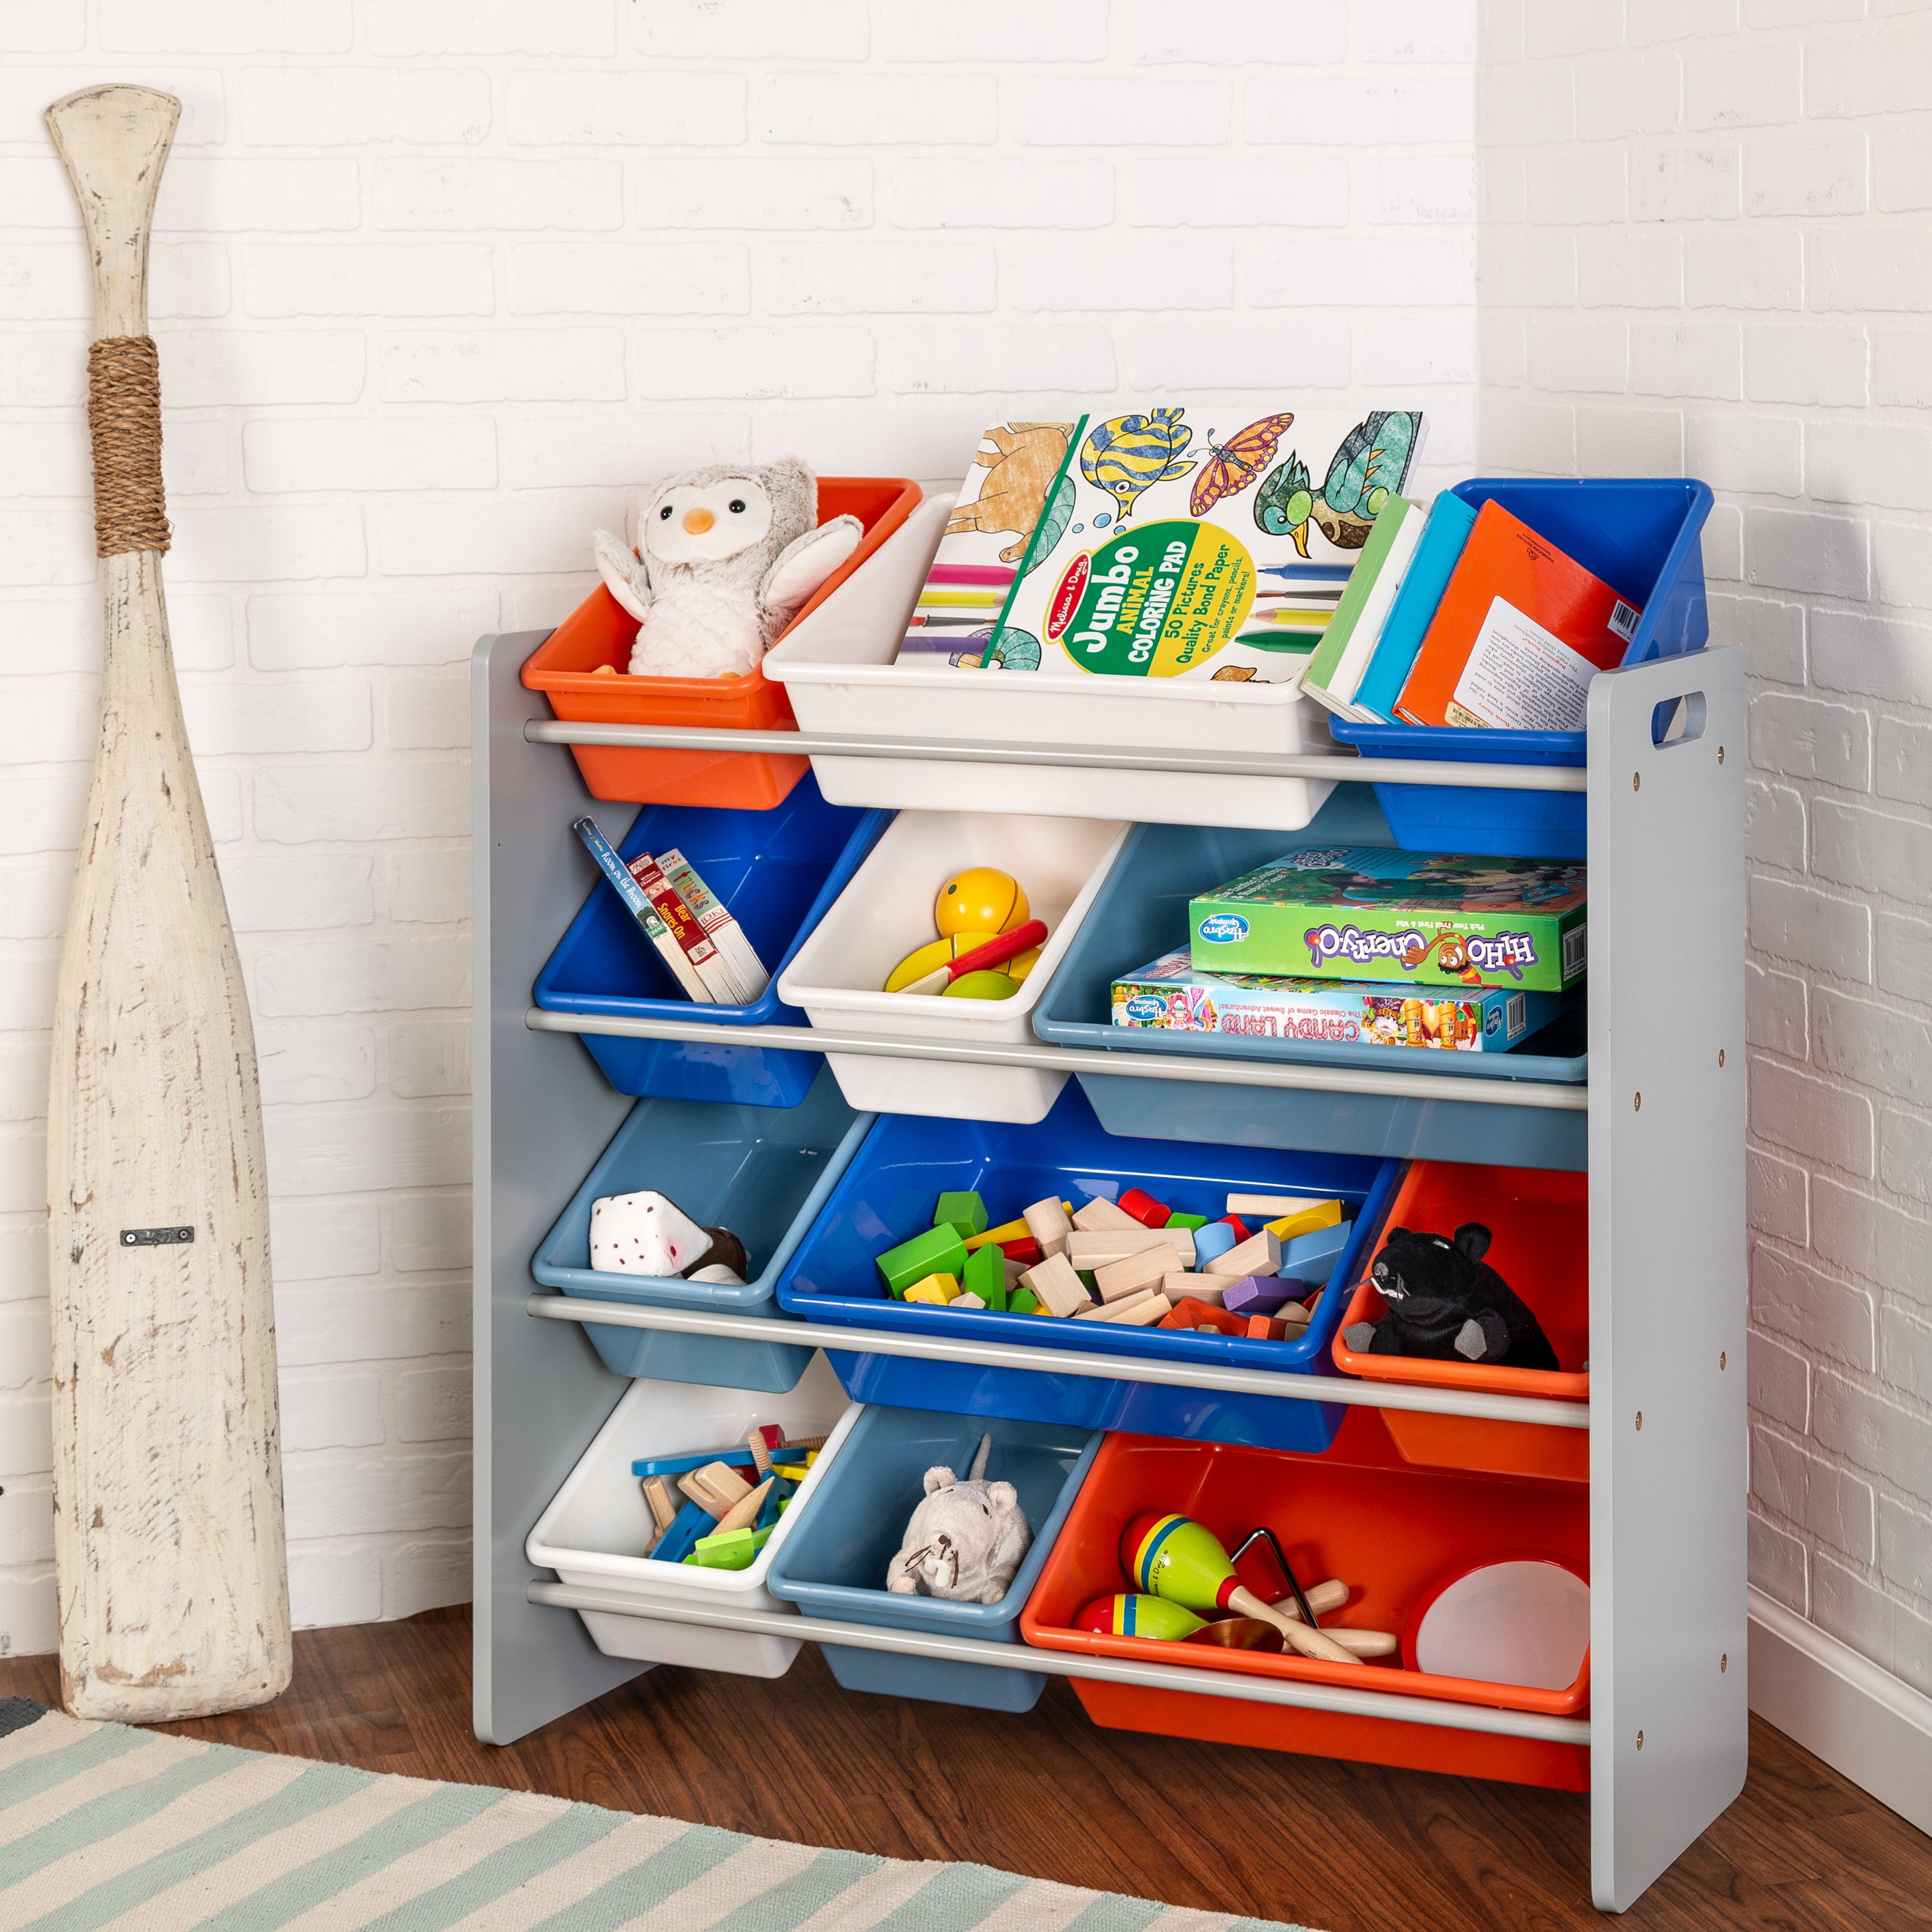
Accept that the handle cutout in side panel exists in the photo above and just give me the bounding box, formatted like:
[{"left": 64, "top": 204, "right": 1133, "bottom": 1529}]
[{"left": 1651, "top": 691, "right": 1707, "bottom": 748}]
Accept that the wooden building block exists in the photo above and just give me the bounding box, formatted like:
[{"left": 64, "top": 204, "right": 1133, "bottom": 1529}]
[
  {"left": 998, "top": 1236, "right": 1041, "bottom": 1265},
  {"left": 1162, "top": 1272, "right": 1225, "bottom": 1303},
  {"left": 1072, "top": 1193, "right": 1141, "bottom": 1233},
  {"left": 965, "top": 1215, "right": 1032, "bottom": 1251},
  {"left": 715, "top": 1475, "right": 773, "bottom": 1535},
  {"left": 1265, "top": 1200, "right": 1343, "bottom": 1241},
  {"left": 1207, "top": 1228, "right": 1283, "bottom": 1278},
  {"left": 933, "top": 1190, "right": 987, "bottom": 1236},
  {"left": 962, "top": 1242, "right": 1005, "bottom": 1304},
  {"left": 1245, "top": 1313, "right": 1285, "bottom": 1341},
  {"left": 903, "top": 1272, "right": 960, "bottom": 1305},
  {"left": 1119, "top": 1187, "right": 1171, "bottom": 1228},
  {"left": 1093, "top": 1244, "right": 1175, "bottom": 1303},
  {"left": 877, "top": 1223, "right": 969, "bottom": 1296},
  {"left": 1066, "top": 1227, "right": 1194, "bottom": 1270},
  {"left": 1010, "top": 1288, "right": 1041, "bottom": 1314},
  {"left": 952, "top": 1291, "right": 986, "bottom": 1309},
  {"left": 1227, "top": 1192, "right": 1327, "bottom": 1218},
  {"left": 1167, "top": 1211, "right": 1208, "bottom": 1231},
  {"left": 1111, "top": 1293, "right": 1174, "bottom": 1326},
  {"left": 1023, "top": 1196, "right": 1073, "bottom": 1259},
  {"left": 679, "top": 1460, "right": 753, "bottom": 1519},
  {"left": 1018, "top": 1251, "right": 1090, "bottom": 1317}
]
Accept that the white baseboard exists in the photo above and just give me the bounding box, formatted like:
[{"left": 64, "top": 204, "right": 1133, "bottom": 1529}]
[{"left": 1749, "top": 1586, "right": 1932, "bottom": 1838}]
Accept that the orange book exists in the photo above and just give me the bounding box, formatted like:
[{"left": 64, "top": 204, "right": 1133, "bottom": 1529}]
[{"left": 1394, "top": 501, "right": 1642, "bottom": 731}]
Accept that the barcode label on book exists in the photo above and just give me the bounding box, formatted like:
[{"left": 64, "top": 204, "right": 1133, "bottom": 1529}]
[
  {"left": 1562, "top": 923, "right": 1587, "bottom": 980},
  {"left": 1507, "top": 992, "right": 1526, "bottom": 1038},
  {"left": 1609, "top": 600, "right": 1640, "bottom": 643}
]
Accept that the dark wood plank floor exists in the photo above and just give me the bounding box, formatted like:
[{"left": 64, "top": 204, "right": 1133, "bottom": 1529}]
[{"left": 4, "top": 1607, "right": 1928, "bottom": 1930}]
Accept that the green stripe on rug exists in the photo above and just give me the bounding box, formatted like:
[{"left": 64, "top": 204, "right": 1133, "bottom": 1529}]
[
  {"left": 522, "top": 1819, "right": 753, "bottom": 1932},
  {"left": 17, "top": 1759, "right": 374, "bottom": 1932},
  {"left": 188, "top": 1778, "right": 506, "bottom": 1931},
  {"left": 707, "top": 1846, "right": 890, "bottom": 1932},
  {"left": 1059, "top": 1894, "right": 1175, "bottom": 1932},
  {"left": 357, "top": 1800, "right": 631, "bottom": 1931},
  {"left": 0, "top": 1740, "right": 252, "bottom": 1879},
  {"left": 869, "top": 1859, "right": 1036, "bottom": 1932},
  {"left": 0, "top": 1721, "right": 151, "bottom": 1811}
]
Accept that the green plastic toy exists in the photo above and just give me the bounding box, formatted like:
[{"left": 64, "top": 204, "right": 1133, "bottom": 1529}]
[{"left": 685, "top": 1524, "right": 773, "bottom": 1570}]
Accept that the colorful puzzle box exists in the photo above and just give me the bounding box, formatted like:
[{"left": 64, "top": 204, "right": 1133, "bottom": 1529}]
[
  {"left": 1112, "top": 950, "right": 1576, "bottom": 1050},
  {"left": 1188, "top": 848, "right": 1587, "bottom": 993}
]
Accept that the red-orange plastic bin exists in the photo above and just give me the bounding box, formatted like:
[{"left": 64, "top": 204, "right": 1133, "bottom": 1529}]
[
  {"left": 1331, "top": 1161, "right": 1589, "bottom": 1482},
  {"left": 1020, "top": 1412, "right": 1590, "bottom": 1791},
  {"left": 521, "top": 477, "right": 921, "bottom": 810}
]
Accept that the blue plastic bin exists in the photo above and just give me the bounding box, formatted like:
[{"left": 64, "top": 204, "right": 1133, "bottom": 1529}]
[
  {"left": 768, "top": 1407, "right": 1100, "bottom": 1711},
  {"left": 1330, "top": 476, "right": 1714, "bottom": 860},
  {"left": 534, "top": 774, "right": 889, "bottom": 1106},
  {"left": 773, "top": 1081, "right": 1401, "bottom": 1452},
  {"left": 532, "top": 1065, "right": 873, "bottom": 1390},
  {"left": 1031, "top": 793, "right": 1589, "bottom": 1171}
]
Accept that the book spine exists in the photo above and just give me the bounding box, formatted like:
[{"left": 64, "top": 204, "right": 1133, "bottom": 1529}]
[
  {"left": 655, "top": 848, "right": 769, "bottom": 1004},
  {"left": 625, "top": 851, "right": 740, "bottom": 1003},
  {"left": 571, "top": 819, "right": 712, "bottom": 1002}
]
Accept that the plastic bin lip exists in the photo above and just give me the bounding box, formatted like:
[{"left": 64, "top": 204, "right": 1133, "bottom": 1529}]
[
  {"left": 761, "top": 491, "right": 1321, "bottom": 712},
  {"left": 524, "top": 1381, "right": 864, "bottom": 1596},
  {"left": 777, "top": 815, "right": 1130, "bottom": 1034},
  {"left": 529, "top": 1076, "right": 878, "bottom": 1314},
  {"left": 531, "top": 793, "right": 893, "bottom": 1033},
  {"left": 766, "top": 1407, "right": 1103, "bottom": 1633},
  {"left": 772, "top": 1090, "right": 1405, "bottom": 1375}
]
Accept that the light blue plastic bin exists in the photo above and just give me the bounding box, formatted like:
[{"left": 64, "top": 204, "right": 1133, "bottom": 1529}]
[
  {"left": 1328, "top": 477, "right": 1713, "bottom": 862},
  {"left": 766, "top": 1407, "right": 1100, "bottom": 1711},
  {"left": 531, "top": 1065, "right": 873, "bottom": 1390},
  {"left": 1030, "top": 788, "right": 1589, "bottom": 1171}
]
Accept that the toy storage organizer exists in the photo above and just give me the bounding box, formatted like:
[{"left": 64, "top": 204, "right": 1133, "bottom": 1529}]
[{"left": 477, "top": 614, "right": 1747, "bottom": 1913}]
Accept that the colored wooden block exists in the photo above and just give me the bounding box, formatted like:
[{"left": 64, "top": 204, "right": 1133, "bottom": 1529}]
[
  {"left": 630, "top": 1446, "right": 759, "bottom": 1479},
  {"left": 1264, "top": 1200, "right": 1343, "bottom": 1242},
  {"left": 1223, "top": 1273, "right": 1300, "bottom": 1316},
  {"left": 903, "top": 1271, "right": 961, "bottom": 1305},
  {"left": 687, "top": 1524, "right": 773, "bottom": 1569},
  {"left": 965, "top": 1215, "right": 1032, "bottom": 1251},
  {"left": 1094, "top": 1244, "right": 1175, "bottom": 1303},
  {"left": 1119, "top": 1187, "right": 1171, "bottom": 1228},
  {"left": 1206, "top": 1227, "right": 1283, "bottom": 1279},
  {"left": 1191, "top": 1221, "right": 1238, "bottom": 1269},
  {"left": 651, "top": 1499, "right": 713, "bottom": 1564},
  {"left": 962, "top": 1242, "right": 1005, "bottom": 1305},
  {"left": 1167, "top": 1211, "right": 1208, "bottom": 1231},
  {"left": 998, "top": 1236, "right": 1042, "bottom": 1266},
  {"left": 755, "top": 1480, "right": 786, "bottom": 1531},
  {"left": 876, "top": 1223, "right": 968, "bottom": 1297},
  {"left": 1023, "top": 1196, "right": 1073, "bottom": 1258},
  {"left": 1009, "top": 1288, "right": 1041, "bottom": 1314},
  {"left": 679, "top": 1459, "right": 754, "bottom": 1519},
  {"left": 1280, "top": 1219, "right": 1353, "bottom": 1283},
  {"left": 933, "top": 1190, "right": 987, "bottom": 1236},
  {"left": 1072, "top": 1193, "right": 1141, "bottom": 1233},
  {"left": 1245, "top": 1313, "right": 1286, "bottom": 1341},
  {"left": 1157, "top": 1299, "right": 1201, "bottom": 1330},
  {"left": 1018, "top": 1250, "right": 1090, "bottom": 1317}
]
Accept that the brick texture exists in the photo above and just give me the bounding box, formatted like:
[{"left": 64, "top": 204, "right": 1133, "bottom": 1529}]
[
  {"left": 0, "top": 1, "right": 1480, "bottom": 1651},
  {"left": 1481, "top": 0, "right": 1932, "bottom": 1698}
]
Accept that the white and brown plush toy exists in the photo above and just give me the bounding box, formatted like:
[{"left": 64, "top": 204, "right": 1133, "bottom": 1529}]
[
  {"left": 591, "top": 459, "right": 862, "bottom": 679},
  {"left": 588, "top": 1189, "right": 748, "bottom": 1283},
  {"left": 886, "top": 1434, "right": 1032, "bottom": 1604}
]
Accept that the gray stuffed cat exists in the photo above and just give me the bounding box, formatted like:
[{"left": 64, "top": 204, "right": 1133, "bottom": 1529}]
[
  {"left": 591, "top": 459, "right": 861, "bottom": 680},
  {"left": 886, "top": 1434, "right": 1032, "bottom": 1605}
]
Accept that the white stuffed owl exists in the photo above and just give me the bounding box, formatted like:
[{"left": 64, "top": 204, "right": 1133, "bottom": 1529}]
[{"left": 591, "top": 459, "right": 862, "bottom": 679}]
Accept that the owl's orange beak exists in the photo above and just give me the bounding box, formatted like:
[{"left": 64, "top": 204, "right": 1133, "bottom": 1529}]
[{"left": 682, "top": 507, "right": 715, "bottom": 535}]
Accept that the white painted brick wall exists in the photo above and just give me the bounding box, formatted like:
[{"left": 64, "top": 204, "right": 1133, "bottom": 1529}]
[
  {"left": 0, "top": 0, "right": 1477, "bottom": 1653},
  {"left": 1481, "top": 0, "right": 1932, "bottom": 1698}
]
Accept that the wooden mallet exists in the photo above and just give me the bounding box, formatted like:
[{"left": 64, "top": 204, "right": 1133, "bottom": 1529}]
[{"left": 43, "top": 84, "right": 290, "bottom": 1721}]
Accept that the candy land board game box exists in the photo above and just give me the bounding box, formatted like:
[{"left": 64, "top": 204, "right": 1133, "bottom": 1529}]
[
  {"left": 1112, "top": 950, "right": 1577, "bottom": 1051},
  {"left": 1188, "top": 848, "right": 1587, "bottom": 993}
]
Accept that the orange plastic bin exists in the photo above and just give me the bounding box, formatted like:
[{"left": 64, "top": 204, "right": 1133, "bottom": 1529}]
[
  {"left": 1331, "top": 1161, "right": 1589, "bottom": 1481},
  {"left": 1020, "top": 1413, "right": 1590, "bottom": 1791},
  {"left": 522, "top": 477, "right": 921, "bottom": 810}
]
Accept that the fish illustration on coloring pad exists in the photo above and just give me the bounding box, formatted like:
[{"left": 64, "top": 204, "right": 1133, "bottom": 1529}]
[{"left": 1079, "top": 409, "right": 1196, "bottom": 524}]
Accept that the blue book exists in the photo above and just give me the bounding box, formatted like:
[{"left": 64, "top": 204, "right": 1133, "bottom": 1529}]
[{"left": 1350, "top": 493, "right": 1479, "bottom": 723}]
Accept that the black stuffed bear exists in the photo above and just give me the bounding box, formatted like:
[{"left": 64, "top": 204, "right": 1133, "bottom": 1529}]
[{"left": 1343, "top": 1222, "right": 1559, "bottom": 1370}]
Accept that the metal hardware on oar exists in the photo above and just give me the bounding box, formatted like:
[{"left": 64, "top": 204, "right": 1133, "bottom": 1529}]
[{"left": 120, "top": 1226, "right": 194, "bottom": 1246}]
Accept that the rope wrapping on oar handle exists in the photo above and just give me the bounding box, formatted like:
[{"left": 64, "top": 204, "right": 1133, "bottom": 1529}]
[{"left": 86, "top": 334, "right": 169, "bottom": 556}]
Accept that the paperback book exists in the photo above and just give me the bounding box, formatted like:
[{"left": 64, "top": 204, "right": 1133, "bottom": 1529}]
[{"left": 896, "top": 405, "right": 1427, "bottom": 683}]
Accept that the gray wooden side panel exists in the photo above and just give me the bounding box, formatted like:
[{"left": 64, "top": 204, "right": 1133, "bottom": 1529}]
[
  {"left": 1589, "top": 649, "right": 1750, "bottom": 1909},
  {"left": 472, "top": 632, "right": 646, "bottom": 1747}
]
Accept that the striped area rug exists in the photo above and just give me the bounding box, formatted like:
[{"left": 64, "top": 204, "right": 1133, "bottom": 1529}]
[{"left": 0, "top": 1697, "right": 1317, "bottom": 1932}]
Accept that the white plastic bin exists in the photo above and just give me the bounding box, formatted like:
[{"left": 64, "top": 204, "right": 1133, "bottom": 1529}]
[
  {"left": 761, "top": 493, "right": 1337, "bottom": 835},
  {"left": 526, "top": 1356, "right": 860, "bottom": 1678},
  {"left": 777, "top": 809, "right": 1127, "bottom": 1123}
]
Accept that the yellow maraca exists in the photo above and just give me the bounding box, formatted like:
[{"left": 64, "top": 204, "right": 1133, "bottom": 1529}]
[{"left": 1122, "top": 1513, "right": 1359, "bottom": 1666}]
